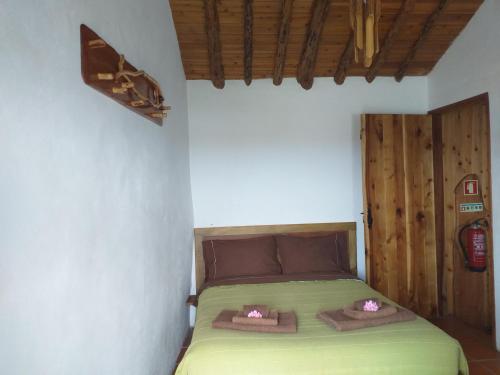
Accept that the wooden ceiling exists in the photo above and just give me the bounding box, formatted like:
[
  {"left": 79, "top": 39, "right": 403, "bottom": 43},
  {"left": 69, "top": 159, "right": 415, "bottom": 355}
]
[{"left": 170, "top": 0, "right": 483, "bottom": 89}]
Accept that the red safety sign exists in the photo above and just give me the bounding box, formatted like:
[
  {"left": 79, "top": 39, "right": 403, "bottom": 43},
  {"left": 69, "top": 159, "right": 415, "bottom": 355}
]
[{"left": 464, "top": 179, "right": 479, "bottom": 196}]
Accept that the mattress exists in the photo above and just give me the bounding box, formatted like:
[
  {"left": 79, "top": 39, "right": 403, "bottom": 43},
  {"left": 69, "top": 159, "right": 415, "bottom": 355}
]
[{"left": 175, "top": 279, "right": 468, "bottom": 375}]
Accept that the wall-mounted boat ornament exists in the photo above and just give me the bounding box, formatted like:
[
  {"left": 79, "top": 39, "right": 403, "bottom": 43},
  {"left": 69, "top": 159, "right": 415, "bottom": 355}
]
[{"left": 80, "top": 24, "right": 170, "bottom": 126}]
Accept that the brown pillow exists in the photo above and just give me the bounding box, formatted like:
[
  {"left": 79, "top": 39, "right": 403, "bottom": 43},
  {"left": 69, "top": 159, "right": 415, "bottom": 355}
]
[
  {"left": 276, "top": 232, "right": 349, "bottom": 274},
  {"left": 203, "top": 236, "right": 281, "bottom": 281}
]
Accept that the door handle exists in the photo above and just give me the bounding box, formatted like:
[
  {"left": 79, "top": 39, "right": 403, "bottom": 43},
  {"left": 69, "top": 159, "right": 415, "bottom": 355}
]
[{"left": 361, "top": 207, "right": 373, "bottom": 230}]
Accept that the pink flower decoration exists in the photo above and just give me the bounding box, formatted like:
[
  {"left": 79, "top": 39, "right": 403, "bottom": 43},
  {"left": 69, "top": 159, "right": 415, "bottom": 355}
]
[
  {"left": 363, "top": 300, "right": 380, "bottom": 312},
  {"left": 247, "top": 310, "right": 263, "bottom": 318}
]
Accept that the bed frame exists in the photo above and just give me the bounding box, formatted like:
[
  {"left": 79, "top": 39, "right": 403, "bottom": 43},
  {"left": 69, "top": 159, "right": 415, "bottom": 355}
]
[{"left": 193, "top": 222, "right": 357, "bottom": 292}]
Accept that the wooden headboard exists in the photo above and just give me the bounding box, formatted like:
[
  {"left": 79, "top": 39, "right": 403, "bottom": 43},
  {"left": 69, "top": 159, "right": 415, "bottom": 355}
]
[{"left": 193, "top": 222, "right": 357, "bottom": 292}]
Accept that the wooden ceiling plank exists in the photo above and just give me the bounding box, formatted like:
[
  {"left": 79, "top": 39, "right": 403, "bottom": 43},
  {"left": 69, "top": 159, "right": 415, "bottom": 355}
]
[
  {"left": 273, "top": 0, "right": 294, "bottom": 86},
  {"left": 244, "top": 0, "right": 253, "bottom": 86},
  {"left": 365, "top": 0, "right": 415, "bottom": 83},
  {"left": 204, "top": 0, "right": 225, "bottom": 89},
  {"left": 395, "top": 0, "right": 451, "bottom": 82},
  {"left": 334, "top": 32, "right": 354, "bottom": 85},
  {"left": 297, "top": 0, "right": 330, "bottom": 90}
]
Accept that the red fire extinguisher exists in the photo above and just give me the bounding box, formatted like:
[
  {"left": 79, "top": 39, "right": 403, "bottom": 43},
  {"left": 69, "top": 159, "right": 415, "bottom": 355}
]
[{"left": 458, "top": 219, "right": 488, "bottom": 272}]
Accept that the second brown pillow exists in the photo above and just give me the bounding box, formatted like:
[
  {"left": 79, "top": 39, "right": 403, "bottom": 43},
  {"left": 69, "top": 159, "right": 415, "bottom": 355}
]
[{"left": 276, "top": 233, "right": 348, "bottom": 274}]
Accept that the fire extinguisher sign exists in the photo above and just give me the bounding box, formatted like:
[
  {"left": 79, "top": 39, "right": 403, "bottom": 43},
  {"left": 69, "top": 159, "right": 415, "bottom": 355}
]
[{"left": 464, "top": 179, "right": 479, "bottom": 195}]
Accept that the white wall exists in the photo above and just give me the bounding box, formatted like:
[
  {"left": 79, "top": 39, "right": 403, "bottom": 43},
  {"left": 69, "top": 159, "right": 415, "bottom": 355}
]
[
  {"left": 0, "top": 1, "right": 193, "bottom": 374},
  {"left": 188, "top": 77, "right": 428, "bottom": 279},
  {"left": 428, "top": 0, "right": 500, "bottom": 349}
]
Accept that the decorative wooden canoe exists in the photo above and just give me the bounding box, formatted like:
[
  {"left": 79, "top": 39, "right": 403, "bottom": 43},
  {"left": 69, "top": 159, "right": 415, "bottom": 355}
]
[{"left": 80, "top": 24, "right": 170, "bottom": 126}]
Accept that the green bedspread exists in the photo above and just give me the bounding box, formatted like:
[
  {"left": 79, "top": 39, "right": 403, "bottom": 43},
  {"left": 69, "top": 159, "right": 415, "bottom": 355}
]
[{"left": 175, "top": 279, "right": 468, "bottom": 375}]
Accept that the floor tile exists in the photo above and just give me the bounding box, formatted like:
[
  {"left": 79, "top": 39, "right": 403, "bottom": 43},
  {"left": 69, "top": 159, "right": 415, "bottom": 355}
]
[
  {"left": 430, "top": 317, "right": 499, "bottom": 374},
  {"left": 468, "top": 362, "right": 495, "bottom": 375},
  {"left": 481, "top": 359, "right": 500, "bottom": 373},
  {"left": 469, "top": 362, "right": 496, "bottom": 375},
  {"left": 461, "top": 338, "right": 500, "bottom": 361}
]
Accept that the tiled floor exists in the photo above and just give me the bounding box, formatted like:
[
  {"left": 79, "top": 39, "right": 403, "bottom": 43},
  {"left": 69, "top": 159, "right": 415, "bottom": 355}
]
[{"left": 431, "top": 317, "right": 500, "bottom": 374}]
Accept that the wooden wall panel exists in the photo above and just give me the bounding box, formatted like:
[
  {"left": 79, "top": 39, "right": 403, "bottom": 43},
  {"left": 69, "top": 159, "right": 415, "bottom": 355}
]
[
  {"left": 431, "top": 114, "right": 444, "bottom": 316},
  {"left": 362, "top": 114, "right": 437, "bottom": 317},
  {"left": 440, "top": 98, "right": 493, "bottom": 329},
  {"left": 403, "top": 116, "right": 437, "bottom": 317}
]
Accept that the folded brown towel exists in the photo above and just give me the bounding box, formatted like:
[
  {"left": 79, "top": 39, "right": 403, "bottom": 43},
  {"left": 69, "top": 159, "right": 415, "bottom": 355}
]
[
  {"left": 213, "top": 310, "right": 297, "bottom": 333},
  {"left": 353, "top": 298, "right": 382, "bottom": 311},
  {"left": 317, "top": 307, "right": 416, "bottom": 331},
  {"left": 232, "top": 310, "right": 279, "bottom": 326},
  {"left": 243, "top": 304, "right": 270, "bottom": 318},
  {"left": 343, "top": 302, "right": 398, "bottom": 320}
]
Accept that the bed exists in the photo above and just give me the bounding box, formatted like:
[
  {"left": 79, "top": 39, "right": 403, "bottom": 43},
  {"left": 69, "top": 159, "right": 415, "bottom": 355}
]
[{"left": 175, "top": 222, "right": 468, "bottom": 375}]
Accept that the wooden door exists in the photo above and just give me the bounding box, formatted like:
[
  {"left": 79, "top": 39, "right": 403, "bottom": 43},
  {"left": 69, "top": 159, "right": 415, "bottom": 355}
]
[
  {"left": 362, "top": 114, "right": 438, "bottom": 318},
  {"left": 434, "top": 95, "right": 493, "bottom": 330}
]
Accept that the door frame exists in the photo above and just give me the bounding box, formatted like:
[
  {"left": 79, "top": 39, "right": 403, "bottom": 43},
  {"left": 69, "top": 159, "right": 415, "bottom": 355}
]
[{"left": 429, "top": 93, "right": 496, "bottom": 346}]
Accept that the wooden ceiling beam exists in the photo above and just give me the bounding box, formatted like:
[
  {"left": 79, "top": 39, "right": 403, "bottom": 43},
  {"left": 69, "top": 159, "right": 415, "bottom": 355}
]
[
  {"left": 244, "top": 0, "right": 253, "bottom": 86},
  {"left": 273, "top": 0, "right": 294, "bottom": 86},
  {"left": 297, "top": 0, "right": 330, "bottom": 90},
  {"left": 334, "top": 32, "right": 354, "bottom": 85},
  {"left": 365, "top": 0, "right": 415, "bottom": 83},
  {"left": 204, "top": 0, "right": 225, "bottom": 89},
  {"left": 395, "top": 0, "right": 450, "bottom": 82}
]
